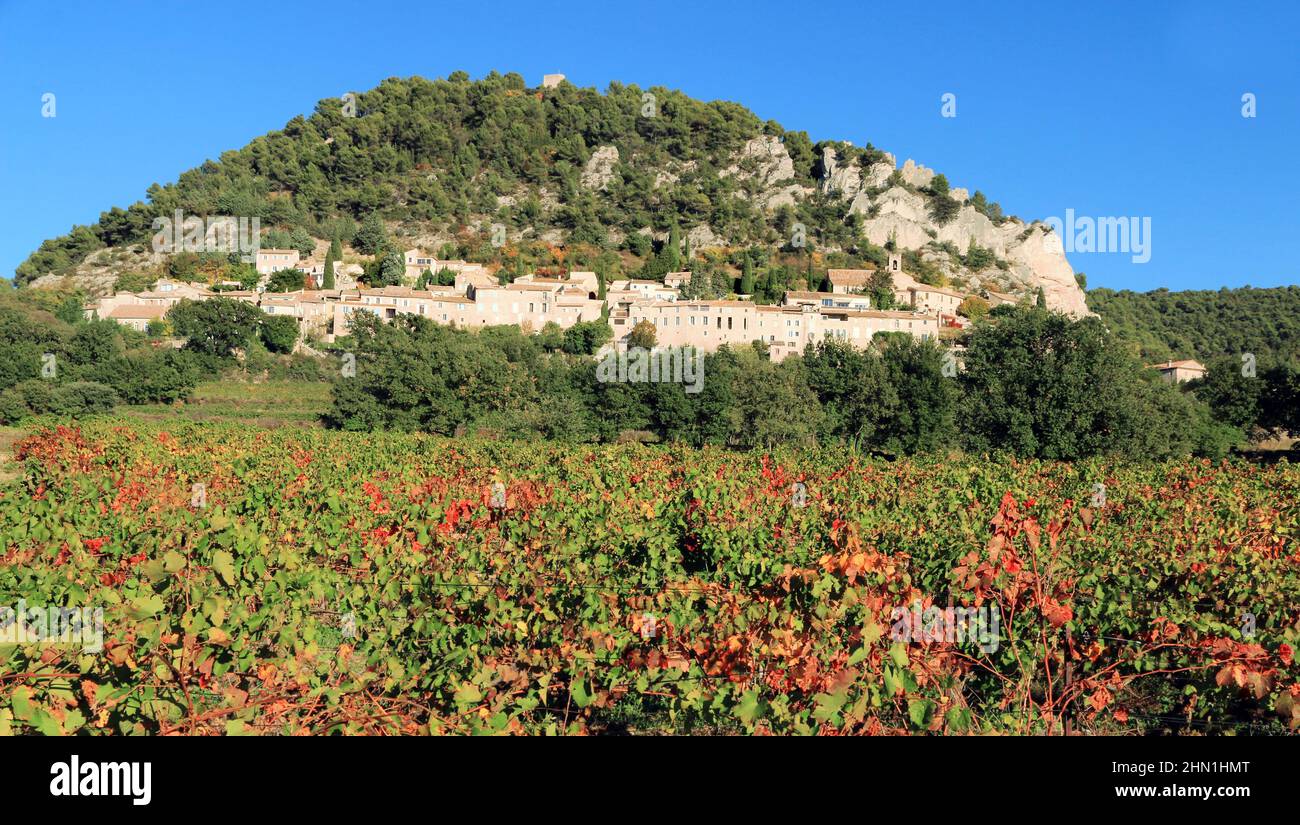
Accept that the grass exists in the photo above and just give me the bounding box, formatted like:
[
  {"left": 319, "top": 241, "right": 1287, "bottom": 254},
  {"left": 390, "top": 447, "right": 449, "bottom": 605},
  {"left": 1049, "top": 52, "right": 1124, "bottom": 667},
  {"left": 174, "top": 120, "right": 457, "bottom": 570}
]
[{"left": 118, "top": 380, "right": 332, "bottom": 428}]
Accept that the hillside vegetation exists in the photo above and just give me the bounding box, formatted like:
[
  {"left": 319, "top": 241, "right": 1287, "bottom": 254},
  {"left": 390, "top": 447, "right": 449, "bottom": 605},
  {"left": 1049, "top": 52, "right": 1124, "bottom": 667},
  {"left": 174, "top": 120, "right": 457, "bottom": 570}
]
[
  {"left": 1090, "top": 285, "right": 1300, "bottom": 365},
  {"left": 16, "top": 72, "right": 871, "bottom": 284},
  {"left": 17, "top": 67, "right": 1087, "bottom": 313}
]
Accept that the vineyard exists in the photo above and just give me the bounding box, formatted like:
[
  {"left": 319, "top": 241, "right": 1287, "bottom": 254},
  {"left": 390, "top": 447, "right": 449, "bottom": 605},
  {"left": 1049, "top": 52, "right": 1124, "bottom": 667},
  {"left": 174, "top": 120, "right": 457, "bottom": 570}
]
[{"left": 1, "top": 421, "right": 1297, "bottom": 735}]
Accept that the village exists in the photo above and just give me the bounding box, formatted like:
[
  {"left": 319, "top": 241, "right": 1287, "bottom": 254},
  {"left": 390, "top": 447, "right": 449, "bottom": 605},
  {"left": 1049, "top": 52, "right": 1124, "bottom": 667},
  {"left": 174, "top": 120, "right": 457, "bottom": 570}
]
[{"left": 85, "top": 244, "right": 1054, "bottom": 365}]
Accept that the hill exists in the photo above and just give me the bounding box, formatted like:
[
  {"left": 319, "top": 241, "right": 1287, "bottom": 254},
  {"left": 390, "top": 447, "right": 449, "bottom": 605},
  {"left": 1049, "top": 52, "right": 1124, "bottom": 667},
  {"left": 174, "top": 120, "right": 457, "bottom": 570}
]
[
  {"left": 16, "top": 71, "right": 1087, "bottom": 313},
  {"left": 1089, "top": 285, "right": 1300, "bottom": 366}
]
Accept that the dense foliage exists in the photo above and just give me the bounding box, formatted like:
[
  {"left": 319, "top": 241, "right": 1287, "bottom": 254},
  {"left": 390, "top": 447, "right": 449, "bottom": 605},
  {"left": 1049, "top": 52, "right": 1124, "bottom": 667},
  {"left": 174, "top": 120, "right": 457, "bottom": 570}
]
[
  {"left": 329, "top": 307, "right": 1245, "bottom": 460},
  {"left": 1, "top": 422, "right": 1295, "bottom": 735},
  {"left": 960, "top": 309, "right": 1238, "bottom": 460},
  {"left": 0, "top": 289, "right": 200, "bottom": 423},
  {"left": 1090, "top": 285, "right": 1300, "bottom": 365}
]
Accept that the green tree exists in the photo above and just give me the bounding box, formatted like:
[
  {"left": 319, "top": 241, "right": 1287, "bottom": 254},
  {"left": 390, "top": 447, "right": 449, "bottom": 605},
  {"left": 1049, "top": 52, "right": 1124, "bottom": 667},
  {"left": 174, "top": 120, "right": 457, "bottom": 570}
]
[
  {"left": 957, "top": 296, "right": 989, "bottom": 320},
  {"left": 739, "top": 256, "right": 756, "bottom": 295},
  {"left": 562, "top": 320, "right": 612, "bottom": 355},
  {"left": 113, "top": 272, "right": 156, "bottom": 293},
  {"left": 322, "top": 233, "right": 341, "bottom": 289},
  {"left": 627, "top": 319, "right": 657, "bottom": 349},
  {"left": 325, "top": 313, "right": 526, "bottom": 434},
  {"left": 960, "top": 307, "right": 1179, "bottom": 460},
  {"left": 1187, "top": 358, "right": 1263, "bottom": 431},
  {"left": 353, "top": 213, "right": 388, "bottom": 256},
  {"left": 877, "top": 337, "right": 958, "bottom": 454},
  {"left": 260, "top": 315, "right": 299, "bottom": 354},
  {"left": 167, "top": 297, "right": 264, "bottom": 357},
  {"left": 372, "top": 251, "right": 405, "bottom": 287},
  {"left": 268, "top": 268, "right": 307, "bottom": 292},
  {"left": 665, "top": 225, "right": 682, "bottom": 273}
]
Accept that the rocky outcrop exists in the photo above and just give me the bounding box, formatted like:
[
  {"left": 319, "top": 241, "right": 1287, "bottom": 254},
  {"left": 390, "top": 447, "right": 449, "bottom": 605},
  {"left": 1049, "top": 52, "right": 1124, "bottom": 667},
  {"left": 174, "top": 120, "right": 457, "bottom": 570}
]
[
  {"left": 724, "top": 136, "right": 810, "bottom": 210},
  {"left": 724, "top": 136, "right": 796, "bottom": 189},
  {"left": 687, "top": 224, "right": 725, "bottom": 250},
  {"left": 580, "top": 145, "right": 619, "bottom": 191},
  {"left": 820, "top": 147, "right": 862, "bottom": 197},
  {"left": 858, "top": 186, "right": 933, "bottom": 249},
  {"left": 900, "top": 159, "right": 935, "bottom": 188},
  {"left": 839, "top": 162, "right": 1090, "bottom": 315},
  {"left": 935, "top": 205, "right": 998, "bottom": 252},
  {"left": 758, "top": 184, "right": 809, "bottom": 210},
  {"left": 1001, "top": 225, "right": 1091, "bottom": 317}
]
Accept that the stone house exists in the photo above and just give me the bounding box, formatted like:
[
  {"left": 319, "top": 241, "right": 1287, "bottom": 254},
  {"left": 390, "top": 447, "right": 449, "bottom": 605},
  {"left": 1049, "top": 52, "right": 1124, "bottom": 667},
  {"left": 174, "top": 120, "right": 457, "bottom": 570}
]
[
  {"left": 1149, "top": 359, "right": 1207, "bottom": 383},
  {"left": 827, "top": 268, "right": 876, "bottom": 295},
  {"left": 255, "top": 249, "right": 301, "bottom": 276}
]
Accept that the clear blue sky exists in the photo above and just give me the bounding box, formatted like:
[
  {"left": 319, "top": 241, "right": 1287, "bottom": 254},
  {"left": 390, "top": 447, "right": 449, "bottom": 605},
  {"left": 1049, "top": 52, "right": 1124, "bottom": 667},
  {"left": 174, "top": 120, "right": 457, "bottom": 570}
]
[{"left": 2, "top": 0, "right": 1297, "bottom": 292}]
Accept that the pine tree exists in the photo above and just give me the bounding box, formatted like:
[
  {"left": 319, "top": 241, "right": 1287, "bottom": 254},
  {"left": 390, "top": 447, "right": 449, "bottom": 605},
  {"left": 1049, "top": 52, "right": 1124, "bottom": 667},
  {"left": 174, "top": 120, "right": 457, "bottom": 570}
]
[
  {"left": 354, "top": 213, "right": 388, "bottom": 256},
  {"left": 1036, "top": 287, "right": 1047, "bottom": 309}
]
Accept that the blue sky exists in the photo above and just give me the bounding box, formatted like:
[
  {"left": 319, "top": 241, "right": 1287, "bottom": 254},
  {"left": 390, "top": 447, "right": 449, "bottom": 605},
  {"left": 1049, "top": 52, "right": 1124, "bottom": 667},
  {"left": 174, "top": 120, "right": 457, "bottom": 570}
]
[{"left": 1, "top": 0, "right": 1297, "bottom": 292}]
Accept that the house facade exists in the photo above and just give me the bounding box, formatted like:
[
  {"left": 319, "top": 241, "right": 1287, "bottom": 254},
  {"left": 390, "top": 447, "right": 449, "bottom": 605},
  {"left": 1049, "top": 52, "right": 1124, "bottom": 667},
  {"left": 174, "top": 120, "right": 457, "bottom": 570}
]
[
  {"left": 899, "top": 283, "right": 964, "bottom": 315},
  {"left": 617, "top": 298, "right": 940, "bottom": 362},
  {"left": 255, "top": 249, "right": 301, "bottom": 275},
  {"left": 1149, "top": 359, "right": 1207, "bottom": 383}
]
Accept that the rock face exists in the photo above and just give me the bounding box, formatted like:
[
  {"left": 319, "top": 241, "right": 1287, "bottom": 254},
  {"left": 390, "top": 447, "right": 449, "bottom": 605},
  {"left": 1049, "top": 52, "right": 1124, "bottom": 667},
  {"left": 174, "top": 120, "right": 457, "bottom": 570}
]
[
  {"left": 831, "top": 155, "right": 1088, "bottom": 315},
  {"left": 864, "top": 152, "right": 896, "bottom": 189},
  {"left": 580, "top": 145, "right": 619, "bottom": 191},
  {"left": 1002, "top": 225, "right": 1091, "bottom": 317},
  {"left": 718, "top": 139, "right": 1088, "bottom": 315},
  {"left": 820, "top": 147, "right": 862, "bottom": 197},
  {"left": 900, "top": 159, "right": 935, "bottom": 188},
  {"left": 724, "top": 136, "right": 811, "bottom": 210},
  {"left": 725, "top": 136, "right": 796, "bottom": 189},
  {"left": 687, "top": 224, "right": 725, "bottom": 250}
]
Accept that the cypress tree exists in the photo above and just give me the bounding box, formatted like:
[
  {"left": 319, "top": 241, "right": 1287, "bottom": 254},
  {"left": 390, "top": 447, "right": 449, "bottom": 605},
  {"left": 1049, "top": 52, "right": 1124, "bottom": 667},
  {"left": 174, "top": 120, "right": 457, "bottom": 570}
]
[
  {"left": 665, "top": 224, "right": 682, "bottom": 273},
  {"left": 322, "top": 233, "right": 340, "bottom": 289},
  {"left": 739, "top": 256, "right": 755, "bottom": 296}
]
